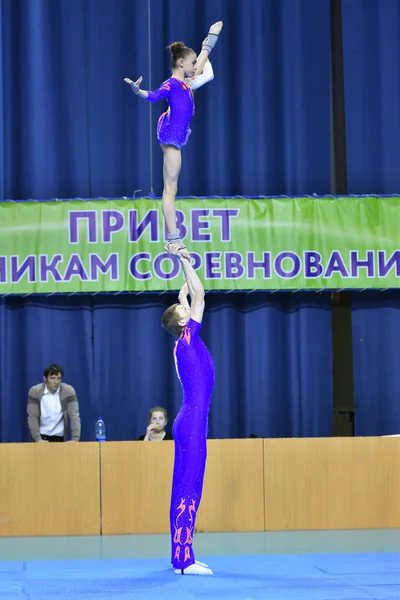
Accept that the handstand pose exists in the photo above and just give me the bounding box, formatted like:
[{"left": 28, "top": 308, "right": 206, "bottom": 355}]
[
  {"left": 125, "top": 21, "right": 223, "bottom": 255},
  {"left": 161, "top": 245, "right": 214, "bottom": 575}
]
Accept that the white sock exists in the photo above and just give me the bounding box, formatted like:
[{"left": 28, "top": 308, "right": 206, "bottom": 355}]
[{"left": 174, "top": 563, "right": 213, "bottom": 576}]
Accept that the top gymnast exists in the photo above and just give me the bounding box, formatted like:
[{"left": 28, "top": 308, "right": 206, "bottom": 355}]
[{"left": 124, "top": 21, "right": 223, "bottom": 257}]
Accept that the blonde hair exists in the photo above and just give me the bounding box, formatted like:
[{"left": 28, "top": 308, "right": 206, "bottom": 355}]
[{"left": 161, "top": 303, "right": 184, "bottom": 337}]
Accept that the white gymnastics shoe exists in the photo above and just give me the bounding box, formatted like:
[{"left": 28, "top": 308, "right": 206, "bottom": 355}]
[{"left": 174, "top": 563, "right": 213, "bottom": 575}]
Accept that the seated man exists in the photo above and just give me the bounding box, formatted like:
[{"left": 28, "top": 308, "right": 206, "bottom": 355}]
[{"left": 27, "top": 363, "right": 81, "bottom": 442}]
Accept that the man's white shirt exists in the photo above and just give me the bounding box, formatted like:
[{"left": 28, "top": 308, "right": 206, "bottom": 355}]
[{"left": 39, "top": 385, "right": 64, "bottom": 436}]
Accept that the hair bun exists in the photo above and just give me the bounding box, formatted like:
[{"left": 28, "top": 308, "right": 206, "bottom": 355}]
[
  {"left": 168, "top": 41, "right": 194, "bottom": 69},
  {"left": 169, "top": 41, "right": 186, "bottom": 56}
]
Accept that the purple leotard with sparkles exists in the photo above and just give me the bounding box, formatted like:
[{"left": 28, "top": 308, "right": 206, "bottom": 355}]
[
  {"left": 146, "top": 78, "right": 195, "bottom": 149},
  {"left": 170, "top": 318, "right": 215, "bottom": 569}
]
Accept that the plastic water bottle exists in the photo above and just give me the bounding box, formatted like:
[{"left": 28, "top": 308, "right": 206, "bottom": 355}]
[{"left": 95, "top": 418, "right": 106, "bottom": 442}]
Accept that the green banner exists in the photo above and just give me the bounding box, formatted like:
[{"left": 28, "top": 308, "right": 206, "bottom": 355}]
[{"left": 1, "top": 196, "right": 400, "bottom": 293}]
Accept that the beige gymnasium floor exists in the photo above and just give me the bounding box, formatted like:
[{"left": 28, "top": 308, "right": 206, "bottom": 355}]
[{"left": 1, "top": 529, "right": 400, "bottom": 561}]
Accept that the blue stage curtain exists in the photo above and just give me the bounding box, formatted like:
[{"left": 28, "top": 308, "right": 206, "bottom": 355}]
[
  {"left": 342, "top": 0, "right": 400, "bottom": 193},
  {"left": 0, "top": 0, "right": 331, "bottom": 200},
  {"left": 91, "top": 295, "right": 181, "bottom": 442},
  {"left": 351, "top": 291, "right": 400, "bottom": 436},
  {"left": 202, "top": 292, "right": 333, "bottom": 439},
  {"left": 0, "top": 292, "right": 333, "bottom": 442}
]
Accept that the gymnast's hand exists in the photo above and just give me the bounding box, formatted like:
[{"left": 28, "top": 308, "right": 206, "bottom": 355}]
[
  {"left": 165, "top": 241, "right": 191, "bottom": 261},
  {"left": 124, "top": 76, "right": 143, "bottom": 94},
  {"left": 146, "top": 423, "right": 159, "bottom": 436}
]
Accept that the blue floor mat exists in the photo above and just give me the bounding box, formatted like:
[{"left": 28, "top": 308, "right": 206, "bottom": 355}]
[{"left": 0, "top": 553, "right": 399, "bottom": 600}]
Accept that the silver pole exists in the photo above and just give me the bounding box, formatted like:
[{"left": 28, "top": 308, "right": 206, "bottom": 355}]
[{"left": 148, "top": 0, "right": 154, "bottom": 197}]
